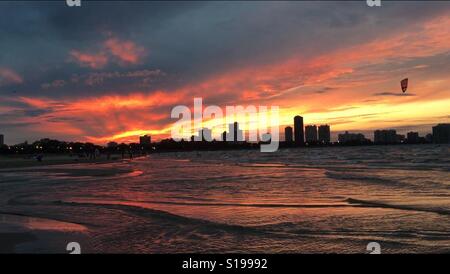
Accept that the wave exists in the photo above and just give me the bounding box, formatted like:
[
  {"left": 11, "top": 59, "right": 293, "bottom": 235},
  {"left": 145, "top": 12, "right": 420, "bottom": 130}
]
[
  {"left": 145, "top": 200, "right": 352, "bottom": 208},
  {"left": 53, "top": 200, "right": 270, "bottom": 236},
  {"left": 66, "top": 198, "right": 352, "bottom": 209},
  {"left": 346, "top": 198, "right": 450, "bottom": 216},
  {"left": 325, "top": 171, "right": 406, "bottom": 187},
  {"left": 257, "top": 221, "right": 450, "bottom": 242},
  {"left": 238, "top": 163, "right": 287, "bottom": 168},
  {"left": 50, "top": 193, "right": 450, "bottom": 223},
  {"left": 55, "top": 199, "right": 414, "bottom": 244}
]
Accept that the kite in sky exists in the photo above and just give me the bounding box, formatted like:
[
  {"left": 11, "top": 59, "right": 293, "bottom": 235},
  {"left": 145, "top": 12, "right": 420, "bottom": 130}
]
[{"left": 401, "top": 78, "right": 408, "bottom": 93}]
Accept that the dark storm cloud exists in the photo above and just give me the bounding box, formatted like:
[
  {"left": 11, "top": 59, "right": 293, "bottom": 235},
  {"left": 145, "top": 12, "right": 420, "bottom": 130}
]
[
  {"left": 0, "top": 121, "right": 40, "bottom": 129},
  {"left": 45, "top": 116, "right": 85, "bottom": 123},
  {"left": 1, "top": 1, "right": 449, "bottom": 99},
  {"left": 0, "top": 96, "right": 66, "bottom": 121},
  {"left": 0, "top": 1, "right": 205, "bottom": 97},
  {"left": 22, "top": 108, "right": 53, "bottom": 117}
]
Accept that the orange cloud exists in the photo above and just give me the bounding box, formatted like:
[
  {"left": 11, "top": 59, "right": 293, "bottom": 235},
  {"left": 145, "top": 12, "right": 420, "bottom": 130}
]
[
  {"left": 11, "top": 90, "right": 187, "bottom": 144},
  {"left": 69, "top": 37, "right": 146, "bottom": 69},
  {"left": 70, "top": 50, "right": 108, "bottom": 69},
  {"left": 104, "top": 38, "right": 146, "bottom": 64}
]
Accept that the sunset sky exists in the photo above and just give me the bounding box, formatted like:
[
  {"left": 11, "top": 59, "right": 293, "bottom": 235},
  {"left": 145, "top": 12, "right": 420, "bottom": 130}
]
[{"left": 0, "top": 1, "right": 449, "bottom": 145}]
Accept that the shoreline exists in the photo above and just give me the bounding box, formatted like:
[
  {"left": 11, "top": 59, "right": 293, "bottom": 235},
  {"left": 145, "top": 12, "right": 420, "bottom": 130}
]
[
  {"left": 0, "top": 153, "right": 145, "bottom": 170},
  {"left": 0, "top": 232, "right": 36, "bottom": 253},
  {"left": 0, "top": 212, "right": 90, "bottom": 254},
  {"left": 1, "top": 143, "right": 447, "bottom": 169}
]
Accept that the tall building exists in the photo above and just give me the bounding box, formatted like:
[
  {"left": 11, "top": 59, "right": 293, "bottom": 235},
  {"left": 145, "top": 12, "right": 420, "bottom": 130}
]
[
  {"left": 233, "top": 122, "right": 238, "bottom": 142},
  {"left": 0, "top": 134, "right": 4, "bottom": 146},
  {"left": 284, "top": 126, "right": 293, "bottom": 143},
  {"left": 139, "top": 135, "right": 151, "bottom": 145},
  {"left": 396, "top": 134, "right": 405, "bottom": 143},
  {"left": 432, "top": 123, "right": 450, "bottom": 143},
  {"left": 338, "top": 131, "right": 368, "bottom": 144},
  {"left": 407, "top": 132, "right": 419, "bottom": 143},
  {"left": 227, "top": 122, "right": 243, "bottom": 142},
  {"left": 199, "top": 128, "right": 212, "bottom": 142},
  {"left": 294, "top": 116, "right": 304, "bottom": 145},
  {"left": 305, "top": 125, "right": 318, "bottom": 143},
  {"left": 318, "top": 125, "right": 331, "bottom": 143},
  {"left": 374, "top": 129, "right": 397, "bottom": 144}
]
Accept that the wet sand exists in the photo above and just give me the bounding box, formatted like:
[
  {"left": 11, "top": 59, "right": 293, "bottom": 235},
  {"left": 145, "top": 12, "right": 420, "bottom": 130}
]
[
  {"left": 0, "top": 213, "right": 90, "bottom": 253},
  {"left": 0, "top": 155, "right": 145, "bottom": 253},
  {"left": 0, "top": 232, "right": 36, "bottom": 253}
]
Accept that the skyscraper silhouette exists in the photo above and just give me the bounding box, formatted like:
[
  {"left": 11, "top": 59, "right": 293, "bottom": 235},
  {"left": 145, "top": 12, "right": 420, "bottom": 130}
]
[
  {"left": 374, "top": 129, "right": 397, "bottom": 144},
  {"left": 305, "top": 125, "right": 318, "bottom": 143},
  {"left": 228, "top": 122, "right": 243, "bottom": 142},
  {"left": 432, "top": 123, "right": 450, "bottom": 143},
  {"left": 406, "top": 132, "right": 419, "bottom": 143},
  {"left": 338, "top": 131, "right": 367, "bottom": 144},
  {"left": 318, "top": 125, "right": 331, "bottom": 144},
  {"left": 199, "top": 128, "right": 212, "bottom": 142},
  {"left": 294, "top": 116, "right": 304, "bottom": 146},
  {"left": 284, "top": 126, "right": 293, "bottom": 143}
]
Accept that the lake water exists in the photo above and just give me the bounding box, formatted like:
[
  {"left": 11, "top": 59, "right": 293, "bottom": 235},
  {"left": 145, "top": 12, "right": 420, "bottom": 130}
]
[{"left": 1, "top": 144, "right": 449, "bottom": 253}]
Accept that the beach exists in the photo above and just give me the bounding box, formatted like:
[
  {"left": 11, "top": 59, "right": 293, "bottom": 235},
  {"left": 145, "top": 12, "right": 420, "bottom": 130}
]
[{"left": 0, "top": 153, "right": 131, "bottom": 169}]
